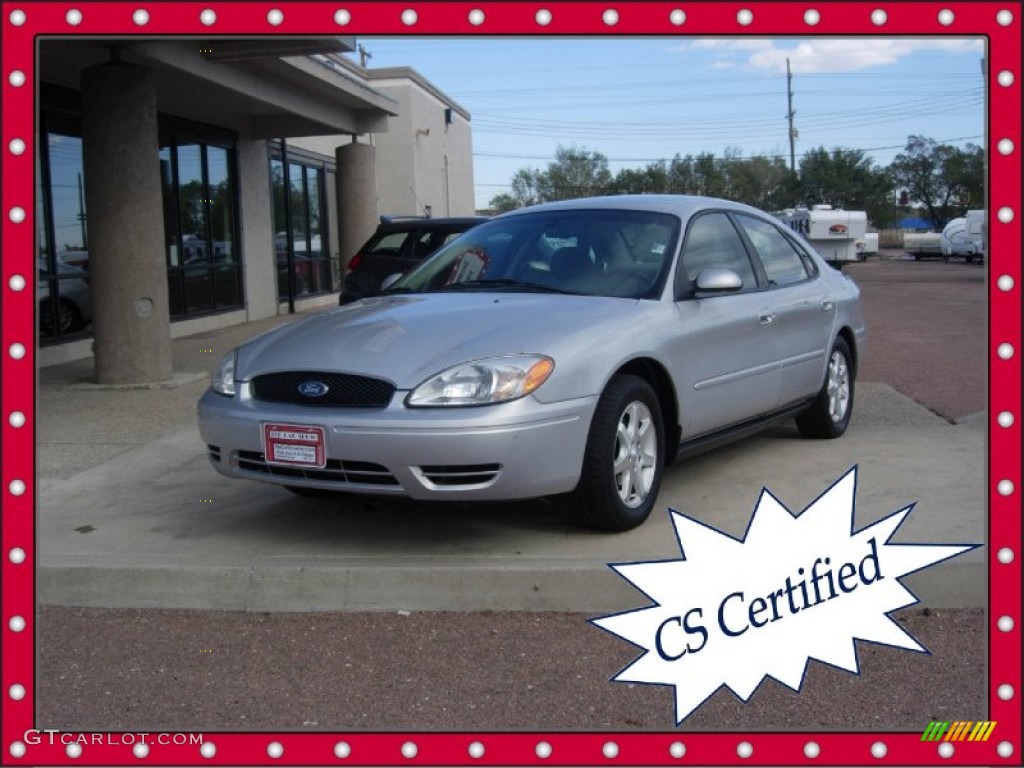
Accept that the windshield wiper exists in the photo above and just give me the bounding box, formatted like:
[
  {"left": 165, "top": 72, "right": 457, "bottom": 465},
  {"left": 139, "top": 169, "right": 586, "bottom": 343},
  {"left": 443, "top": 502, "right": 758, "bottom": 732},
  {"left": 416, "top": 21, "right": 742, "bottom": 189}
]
[{"left": 442, "top": 279, "right": 577, "bottom": 295}]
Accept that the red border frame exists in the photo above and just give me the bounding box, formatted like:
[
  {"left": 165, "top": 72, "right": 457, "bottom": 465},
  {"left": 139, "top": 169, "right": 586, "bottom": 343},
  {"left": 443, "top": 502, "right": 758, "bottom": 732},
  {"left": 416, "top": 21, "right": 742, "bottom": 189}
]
[{"left": 2, "top": 2, "right": 1020, "bottom": 765}]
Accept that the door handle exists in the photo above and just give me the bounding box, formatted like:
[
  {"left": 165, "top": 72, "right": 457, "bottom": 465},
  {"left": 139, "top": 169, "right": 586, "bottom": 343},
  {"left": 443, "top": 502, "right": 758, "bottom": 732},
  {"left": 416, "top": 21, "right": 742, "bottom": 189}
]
[
  {"left": 758, "top": 311, "right": 775, "bottom": 326},
  {"left": 822, "top": 300, "right": 834, "bottom": 311}
]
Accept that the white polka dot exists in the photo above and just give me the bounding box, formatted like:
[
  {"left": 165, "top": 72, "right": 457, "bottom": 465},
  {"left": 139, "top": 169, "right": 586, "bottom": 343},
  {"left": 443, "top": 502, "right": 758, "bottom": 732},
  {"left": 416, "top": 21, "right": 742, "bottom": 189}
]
[
  {"left": 871, "top": 741, "right": 887, "bottom": 758},
  {"left": 468, "top": 741, "right": 485, "bottom": 758},
  {"left": 132, "top": 8, "right": 149, "bottom": 25},
  {"left": 334, "top": 9, "right": 351, "bottom": 25},
  {"left": 871, "top": 9, "right": 887, "bottom": 25},
  {"left": 9, "top": 274, "right": 26, "bottom": 291},
  {"left": 997, "top": 615, "right": 1014, "bottom": 632},
  {"left": 9, "top": 548, "right": 26, "bottom": 564},
  {"left": 997, "top": 741, "right": 1014, "bottom": 758},
  {"left": 9, "top": 616, "right": 26, "bottom": 632},
  {"left": 998, "top": 70, "right": 1015, "bottom": 87},
  {"left": 401, "top": 742, "right": 417, "bottom": 759},
  {"left": 133, "top": 743, "right": 149, "bottom": 758},
  {"left": 737, "top": 9, "right": 753, "bottom": 25},
  {"left": 938, "top": 9, "right": 954, "bottom": 25},
  {"left": 737, "top": 741, "right": 753, "bottom": 758},
  {"left": 67, "top": 743, "right": 82, "bottom": 759},
  {"left": 267, "top": 741, "right": 283, "bottom": 758},
  {"left": 669, "top": 9, "right": 685, "bottom": 25},
  {"left": 66, "top": 8, "right": 82, "bottom": 25},
  {"left": 334, "top": 742, "right": 351, "bottom": 758},
  {"left": 998, "top": 206, "right": 1015, "bottom": 223},
  {"left": 998, "top": 683, "right": 1015, "bottom": 700},
  {"left": 8, "top": 479, "right": 25, "bottom": 497},
  {"left": 998, "top": 479, "right": 1015, "bottom": 496},
  {"left": 998, "top": 343, "right": 1015, "bottom": 360},
  {"left": 536, "top": 741, "right": 552, "bottom": 759},
  {"left": 804, "top": 9, "right": 820, "bottom": 25},
  {"left": 536, "top": 9, "right": 552, "bottom": 26},
  {"left": 9, "top": 411, "right": 26, "bottom": 428},
  {"left": 401, "top": 8, "right": 417, "bottom": 25},
  {"left": 997, "top": 9, "right": 1014, "bottom": 25},
  {"left": 8, "top": 684, "right": 25, "bottom": 700},
  {"left": 9, "top": 9, "right": 26, "bottom": 25},
  {"left": 998, "top": 138, "right": 1014, "bottom": 155},
  {"left": 603, "top": 741, "right": 619, "bottom": 758},
  {"left": 9, "top": 138, "right": 25, "bottom": 155},
  {"left": 997, "top": 274, "right": 1015, "bottom": 291},
  {"left": 804, "top": 741, "right": 820, "bottom": 758},
  {"left": 603, "top": 9, "right": 618, "bottom": 26},
  {"left": 9, "top": 742, "right": 26, "bottom": 758},
  {"left": 669, "top": 741, "right": 686, "bottom": 758},
  {"left": 9, "top": 70, "right": 26, "bottom": 87},
  {"left": 9, "top": 343, "right": 26, "bottom": 360},
  {"left": 468, "top": 9, "right": 484, "bottom": 25},
  {"left": 200, "top": 742, "right": 216, "bottom": 758},
  {"left": 938, "top": 742, "right": 954, "bottom": 758},
  {"left": 9, "top": 207, "right": 25, "bottom": 223},
  {"left": 199, "top": 8, "right": 216, "bottom": 25},
  {"left": 267, "top": 9, "right": 283, "bottom": 25},
  {"left": 998, "top": 547, "right": 1015, "bottom": 563}
]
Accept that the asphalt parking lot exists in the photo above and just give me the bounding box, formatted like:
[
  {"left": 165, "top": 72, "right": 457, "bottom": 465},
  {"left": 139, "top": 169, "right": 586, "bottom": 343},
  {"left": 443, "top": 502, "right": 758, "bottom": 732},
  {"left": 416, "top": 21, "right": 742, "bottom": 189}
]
[{"left": 35, "top": 256, "right": 990, "bottom": 732}]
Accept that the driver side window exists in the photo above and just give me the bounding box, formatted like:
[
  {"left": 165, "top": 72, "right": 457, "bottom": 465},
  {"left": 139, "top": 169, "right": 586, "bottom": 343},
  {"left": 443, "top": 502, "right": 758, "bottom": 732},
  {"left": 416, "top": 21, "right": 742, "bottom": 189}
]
[{"left": 676, "top": 212, "right": 757, "bottom": 299}]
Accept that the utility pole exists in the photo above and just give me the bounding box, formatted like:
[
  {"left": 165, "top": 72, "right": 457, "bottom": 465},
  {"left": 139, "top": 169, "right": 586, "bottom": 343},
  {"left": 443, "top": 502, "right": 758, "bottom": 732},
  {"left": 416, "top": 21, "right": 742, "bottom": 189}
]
[
  {"left": 786, "top": 58, "right": 796, "bottom": 174},
  {"left": 358, "top": 44, "right": 372, "bottom": 69}
]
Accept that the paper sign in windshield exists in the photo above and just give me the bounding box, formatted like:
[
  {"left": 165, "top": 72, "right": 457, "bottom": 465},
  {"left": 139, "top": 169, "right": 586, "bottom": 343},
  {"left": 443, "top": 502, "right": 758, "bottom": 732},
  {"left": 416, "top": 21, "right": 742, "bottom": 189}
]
[{"left": 591, "top": 467, "right": 978, "bottom": 725}]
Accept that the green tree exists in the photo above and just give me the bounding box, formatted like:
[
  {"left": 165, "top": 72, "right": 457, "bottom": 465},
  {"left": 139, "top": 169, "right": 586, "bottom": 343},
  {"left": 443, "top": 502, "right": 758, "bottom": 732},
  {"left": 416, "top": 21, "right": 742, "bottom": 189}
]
[
  {"left": 487, "top": 146, "right": 612, "bottom": 210},
  {"left": 799, "top": 147, "right": 895, "bottom": 227},
  {"left": 888, "top": 136, "right": 984, "bottom": 230}
]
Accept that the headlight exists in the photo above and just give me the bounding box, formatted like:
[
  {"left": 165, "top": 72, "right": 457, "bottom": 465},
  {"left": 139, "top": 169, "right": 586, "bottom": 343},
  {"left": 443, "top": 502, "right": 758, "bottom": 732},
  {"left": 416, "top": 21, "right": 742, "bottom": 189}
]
[
  {"left": 406, "top": 355, "right": 554, "bottom": 407},
  {"left": 212, "top": 351, "right": 237, "bottom": 397}
]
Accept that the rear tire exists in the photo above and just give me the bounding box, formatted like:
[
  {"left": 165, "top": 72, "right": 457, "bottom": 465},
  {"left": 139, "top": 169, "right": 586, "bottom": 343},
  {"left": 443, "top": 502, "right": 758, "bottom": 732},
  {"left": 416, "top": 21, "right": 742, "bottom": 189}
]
[
  {"left": 572, "top": 375, "right": 664, "bottom": 532},
  {"left": 796, "top": 337, "right": 854, "bottom": 439}
]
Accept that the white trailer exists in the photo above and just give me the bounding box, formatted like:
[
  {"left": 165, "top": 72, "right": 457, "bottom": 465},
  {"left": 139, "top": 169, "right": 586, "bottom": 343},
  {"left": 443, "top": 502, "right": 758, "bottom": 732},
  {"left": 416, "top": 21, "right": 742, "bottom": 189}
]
[
  {"left": 941, "top": 210, "right": 986, "bottom": 263},
  {"left": 775, "top": 205, "right": 869, "bottom": 264},
  {"left": 903, "top": 232, "right": 944, "bottom": 259}
]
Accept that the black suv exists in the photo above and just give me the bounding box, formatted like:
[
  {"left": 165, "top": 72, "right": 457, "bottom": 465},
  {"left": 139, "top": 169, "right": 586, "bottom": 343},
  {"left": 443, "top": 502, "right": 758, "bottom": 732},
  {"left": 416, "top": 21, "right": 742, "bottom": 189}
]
[{"left": 340, "top": 216, "right": 488, "bottom": 304}]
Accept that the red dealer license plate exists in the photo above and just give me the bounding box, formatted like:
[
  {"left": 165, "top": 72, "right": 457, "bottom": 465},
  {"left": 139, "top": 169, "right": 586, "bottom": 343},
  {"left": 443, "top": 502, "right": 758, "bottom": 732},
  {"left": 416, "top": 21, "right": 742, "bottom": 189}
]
[{"left": 262, "top": 423, "right": 327, "bottom": 468}]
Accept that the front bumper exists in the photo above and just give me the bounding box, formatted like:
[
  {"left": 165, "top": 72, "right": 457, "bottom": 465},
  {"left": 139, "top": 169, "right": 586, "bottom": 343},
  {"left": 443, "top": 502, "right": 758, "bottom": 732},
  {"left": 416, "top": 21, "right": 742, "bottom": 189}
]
[{"left": 198, "top": 385, "right": 597, "bottom": 501}]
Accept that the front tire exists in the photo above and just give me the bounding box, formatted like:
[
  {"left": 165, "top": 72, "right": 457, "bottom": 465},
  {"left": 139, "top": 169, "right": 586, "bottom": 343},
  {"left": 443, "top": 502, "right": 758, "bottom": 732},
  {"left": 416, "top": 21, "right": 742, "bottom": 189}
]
[
  {"left": 796, "top": 337, "right": 854, "bottom": 439},
  {"left": 572, "top": 375, "right": 664, "bottom": 532}
]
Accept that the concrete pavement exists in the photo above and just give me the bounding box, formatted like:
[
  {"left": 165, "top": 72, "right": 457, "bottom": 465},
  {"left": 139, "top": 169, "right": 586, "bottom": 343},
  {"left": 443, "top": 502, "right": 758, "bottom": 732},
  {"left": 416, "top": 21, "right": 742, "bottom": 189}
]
[{"left": 36, "top": 313, "right": 987, "bottom": 612}]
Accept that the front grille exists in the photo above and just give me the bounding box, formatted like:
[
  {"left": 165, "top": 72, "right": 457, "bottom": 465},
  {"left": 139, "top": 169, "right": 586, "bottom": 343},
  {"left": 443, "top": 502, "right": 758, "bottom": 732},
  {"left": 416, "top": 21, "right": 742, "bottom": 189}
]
[
  {"left": 236, "top": 450, "right": 399, "bottom": 487},
  {"left": 417, "top": 464, "right": 502, "bottom": 487},
  {"left": 250, "top": 371, "right": 395, "bottom": 408}
]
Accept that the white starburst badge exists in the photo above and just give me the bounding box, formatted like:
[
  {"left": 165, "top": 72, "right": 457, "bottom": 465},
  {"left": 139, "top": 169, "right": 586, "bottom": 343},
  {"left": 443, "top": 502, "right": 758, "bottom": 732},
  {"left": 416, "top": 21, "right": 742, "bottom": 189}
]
[{"left": 591, "top": 466, "right": 978, "bottom": 725}]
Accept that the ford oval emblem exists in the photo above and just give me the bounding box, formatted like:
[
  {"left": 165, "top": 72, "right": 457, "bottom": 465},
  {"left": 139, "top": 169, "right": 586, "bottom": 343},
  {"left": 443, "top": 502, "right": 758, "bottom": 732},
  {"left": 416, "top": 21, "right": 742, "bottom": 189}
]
[{"left": 298, "top": 380, "right": 329, "bottom": 398}]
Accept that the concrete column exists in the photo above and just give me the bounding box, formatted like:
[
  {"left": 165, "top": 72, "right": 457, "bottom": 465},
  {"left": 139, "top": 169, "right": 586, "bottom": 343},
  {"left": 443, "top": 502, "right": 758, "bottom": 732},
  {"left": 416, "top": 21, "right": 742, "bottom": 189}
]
[
  {"left": 335, "top": 141, "right": 378, "bottom": 270},
  {"left": 81, "top": 63, "right": 172, "bottom": 384},
  {"left": 236, "top": 137, "right": 277, "bottom": 321}
]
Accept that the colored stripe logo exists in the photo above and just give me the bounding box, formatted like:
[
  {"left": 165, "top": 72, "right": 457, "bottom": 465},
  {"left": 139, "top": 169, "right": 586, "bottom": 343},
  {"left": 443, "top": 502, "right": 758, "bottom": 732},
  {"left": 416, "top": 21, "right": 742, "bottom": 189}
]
[{"left": 922, "top": 721, "right": 996, "bottom": 741}]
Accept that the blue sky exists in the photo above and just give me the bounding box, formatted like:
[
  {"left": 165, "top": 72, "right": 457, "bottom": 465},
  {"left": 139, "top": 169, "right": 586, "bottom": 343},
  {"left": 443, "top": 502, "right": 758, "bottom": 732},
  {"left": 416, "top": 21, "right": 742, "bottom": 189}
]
[{"left": 348, "top": 37, "right": 986, "bottom": 209}]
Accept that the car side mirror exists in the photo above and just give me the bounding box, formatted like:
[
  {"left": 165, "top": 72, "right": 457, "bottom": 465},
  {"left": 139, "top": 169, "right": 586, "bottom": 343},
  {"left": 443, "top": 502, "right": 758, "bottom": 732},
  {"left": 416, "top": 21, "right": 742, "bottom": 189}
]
[
  {"left": 380, "top": 273, "right": 403, "bottom": 292},
  {"left": 695, "top": 267, "right": 743, "bottom": 293}
]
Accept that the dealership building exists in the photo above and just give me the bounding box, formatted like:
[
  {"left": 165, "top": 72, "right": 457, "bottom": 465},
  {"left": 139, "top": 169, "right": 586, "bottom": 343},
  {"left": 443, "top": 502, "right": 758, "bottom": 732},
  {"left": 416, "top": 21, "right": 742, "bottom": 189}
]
[{"left": 36, "top": 38, "right": 475, "bottom": 381}]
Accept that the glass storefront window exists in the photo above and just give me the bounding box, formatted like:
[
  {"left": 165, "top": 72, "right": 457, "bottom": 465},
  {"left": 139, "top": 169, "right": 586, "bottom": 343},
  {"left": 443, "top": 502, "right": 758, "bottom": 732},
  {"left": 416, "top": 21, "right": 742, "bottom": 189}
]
[{"left": 271, "top": 152, "right": 332, "bottom": 302}]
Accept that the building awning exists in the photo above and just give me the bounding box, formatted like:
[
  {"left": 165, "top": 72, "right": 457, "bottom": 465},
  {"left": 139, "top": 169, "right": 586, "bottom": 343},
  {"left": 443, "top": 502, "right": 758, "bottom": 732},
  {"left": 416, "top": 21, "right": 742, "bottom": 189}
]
[{"left": 39, "top": 39, "right": 398, "bottom": 138}]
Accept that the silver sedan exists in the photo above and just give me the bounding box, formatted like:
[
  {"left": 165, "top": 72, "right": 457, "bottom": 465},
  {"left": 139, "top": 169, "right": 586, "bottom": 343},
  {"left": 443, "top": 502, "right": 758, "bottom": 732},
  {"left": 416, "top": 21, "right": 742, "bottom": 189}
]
[{"left": 198, "top": 195, "right": 866, "bottom": 531}]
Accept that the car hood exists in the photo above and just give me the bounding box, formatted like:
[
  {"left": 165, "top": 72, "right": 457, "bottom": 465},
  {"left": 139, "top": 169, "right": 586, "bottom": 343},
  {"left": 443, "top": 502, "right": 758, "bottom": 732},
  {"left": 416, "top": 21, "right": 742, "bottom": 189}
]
[{"left": 236, "top": 293, "right": 649, "bottom": 389}]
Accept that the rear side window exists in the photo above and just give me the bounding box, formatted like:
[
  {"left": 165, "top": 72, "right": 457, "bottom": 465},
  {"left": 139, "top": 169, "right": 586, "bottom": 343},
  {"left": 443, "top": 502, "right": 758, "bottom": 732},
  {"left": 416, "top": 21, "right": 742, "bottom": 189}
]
[
  {"left": 364, "top": 231, "right": 410, "bottom": 256},
  {"left": 736, "top": 215, "right": 813, "bottom": 286}
]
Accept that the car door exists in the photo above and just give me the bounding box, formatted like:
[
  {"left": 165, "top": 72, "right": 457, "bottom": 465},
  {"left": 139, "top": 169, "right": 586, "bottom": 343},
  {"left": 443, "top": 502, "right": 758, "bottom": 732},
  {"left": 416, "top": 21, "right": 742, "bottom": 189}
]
[
  {"left": 670, "top": 211, "right": 783, "bottom": 438},
  {"left": 733, "top": 214, "right": 836, "bottom": 405}
]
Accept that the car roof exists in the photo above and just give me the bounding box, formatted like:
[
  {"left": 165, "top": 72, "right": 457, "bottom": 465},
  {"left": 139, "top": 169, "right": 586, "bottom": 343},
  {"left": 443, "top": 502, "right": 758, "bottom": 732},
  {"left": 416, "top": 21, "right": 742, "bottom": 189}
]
[
  {"left": 495, "top": 194, "right": 772, "bottom": 221},
  {"left": 376, "top": 216, "right": 489, "bottom": 233}
]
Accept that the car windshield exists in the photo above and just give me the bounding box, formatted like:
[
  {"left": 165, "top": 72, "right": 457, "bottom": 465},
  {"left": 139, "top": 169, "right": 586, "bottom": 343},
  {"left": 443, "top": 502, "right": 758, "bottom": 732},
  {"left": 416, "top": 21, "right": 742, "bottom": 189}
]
[{"left": 387, "top": 209, "right": 680, "bottom": 300}]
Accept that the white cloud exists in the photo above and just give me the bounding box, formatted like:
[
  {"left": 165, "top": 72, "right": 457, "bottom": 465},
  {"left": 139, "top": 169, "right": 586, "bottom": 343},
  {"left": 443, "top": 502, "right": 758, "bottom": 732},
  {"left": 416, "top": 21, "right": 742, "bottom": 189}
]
[{"left": 671, "top": 37, "right": 984, "bottom": 75}]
